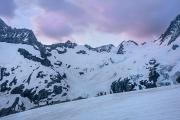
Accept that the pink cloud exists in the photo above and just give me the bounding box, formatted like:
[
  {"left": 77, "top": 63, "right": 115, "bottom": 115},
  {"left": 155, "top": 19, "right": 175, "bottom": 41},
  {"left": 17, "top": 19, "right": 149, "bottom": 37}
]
[
  {"left": 35, "top": 12, "right": 73, "bottom": 38},
  {"left": 33, "top": 0, "right": 180, "bottom": 42}
]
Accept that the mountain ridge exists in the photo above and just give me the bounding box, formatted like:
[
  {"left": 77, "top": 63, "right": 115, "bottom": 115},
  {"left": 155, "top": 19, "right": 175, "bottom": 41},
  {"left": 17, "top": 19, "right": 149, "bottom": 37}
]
[{"left": 0, "top": 15, "right": 180, "bottom": 117}]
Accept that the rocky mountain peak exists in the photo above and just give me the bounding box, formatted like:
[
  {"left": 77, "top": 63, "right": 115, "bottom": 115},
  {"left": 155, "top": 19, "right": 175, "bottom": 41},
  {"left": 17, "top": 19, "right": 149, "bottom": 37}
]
[
  {"left": 0, "top": 18, "right": 9, "bottom": 30},
  {"left": 117, "top": 40, "right": 138, "bottom": 54},
  {"left": 159, "top": 14, "right": 180, "bottom": 45},
  {"left": 0, "top": 18, "right": 44, "bottom": 50}
]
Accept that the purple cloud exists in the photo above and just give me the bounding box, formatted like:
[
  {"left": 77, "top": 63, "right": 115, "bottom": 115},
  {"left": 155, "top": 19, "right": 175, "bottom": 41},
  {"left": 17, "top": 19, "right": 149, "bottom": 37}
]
[
  {"left": 37, "top": 0, "right": 84, "bottom": 17},
  {"left": 34, "top": 0, "right": 180, "bottom": 41},
  {"left": 81, "top": 0, "right": 180, "bottom": 38},
  {"left": 35, "top": 0, "right": 91, "bottom": 41},
  {"left": 0, "top": 0, "right": 16, "bottom": 18},
  {"left": 35, "top": 12, "right": 73, "bottom": 39}
]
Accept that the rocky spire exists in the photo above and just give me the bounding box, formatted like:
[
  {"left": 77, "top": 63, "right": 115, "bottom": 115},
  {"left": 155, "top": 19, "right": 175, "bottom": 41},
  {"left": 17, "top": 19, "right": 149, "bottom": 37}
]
[
  {"left": 159, "top": 14, "right": 180, "bottom": 45},
  {"left": 0, "top": 18, "right": 9, "bottom": 30}
]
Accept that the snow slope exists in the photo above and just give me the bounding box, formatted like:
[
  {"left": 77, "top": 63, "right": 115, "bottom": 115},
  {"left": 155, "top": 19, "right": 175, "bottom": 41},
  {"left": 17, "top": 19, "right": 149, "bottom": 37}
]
[{"left": 2, "top": 85, "right": 180, "bottom": 120}]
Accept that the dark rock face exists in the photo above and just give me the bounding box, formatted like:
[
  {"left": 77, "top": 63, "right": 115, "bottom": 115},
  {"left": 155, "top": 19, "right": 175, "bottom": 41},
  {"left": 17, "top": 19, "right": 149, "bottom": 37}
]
[
  {"left": 138, "top": 59, "right": 160, "bottom": 89},
  {"left": 54, "top": 61, "right": 62, "bottom": 67},
  {"left": 85, "top": 45, "right": 97, "bottom": 52},
  {"left": 172, "top": 44, "right": 179, "bottom": 50},
  {"left": 18, "top": 48, "right": 51, "bottom": 67},
  {"left": 96, "top": 44, "right": 114, "bottom": 52},
  {"left": 117, "top": 43, "right": 125, "bottom": 54},
  {"left": 38, "top": 89, "right": 51, "bottom": 100},
  {"left": 46, "top": 40, "right": 77, "bottom": 51},
  {"left": 117, "top": 40, "right": 138, "bottom": 54},
  {"left": 139, "top": 80, "right": 157, "bottom": 89},
  {"left": 0, "top": 80, "right": 11, "bottom": 92},
  {"left": 0, "top": 97, "right": 25, "bottom": 117},
  {"left": 57, "top": 49, "right": 67, "bottom": 54},
  {"left": 0, "top": 67, "right": 10, "bottom": 81},
  {"left": 27, "top": 73, "right": 33, "bottom": 85},
  {"left": 11, "top": 84, "right": 25, "bottom": 94},
  {"left": 148, "top": 70, "right": 159, "bottom": 86},
  {"left": 76, "top": 50, "right": 87, "bottom": 54},
  {"left": 0, "top": 67, "right": 11, "bottom": 92},
  {"left": 111, "top": 78, "right": 136, "bottom": 93},
  {"left": 47, "top": 73, "right": 67, "bottom": 88},
  {"left": 79, "top": 72, "right": 84, "bottom": 75},
  {"left": 175, "top": 72, "right": 180, "bottom": 83},
  {"left": 36, "top": 71, "right": 47, "bottom": 78},
  {"left": 9, "top": 77, "right": 17, "bottom": 86},
  {"left": 53, "top": 85, "right": 63, "bottom": 94},
  {"left": 0, "top": 67, "right": 6, "bottom": 81},
  {"left": 21, "top": 88, "right": 35, "bottom": 102},
  {"left": 97, "top": 91, "right": 107, "bottom": 96},
  {"left": 159, "top": 14, "right": 180, "bottom": 45},
  {"left": 0, "top": 18, "right": 10, "bottom": 32},
  {"left": 147, "top": 59, "right": 160, "bottom": 87},
  {"left": 177, "top": 76, "right": 180, "bottom": 83},
  {"left": 72, "top": 96, "right": 87, "bottom": 101},
  {"left": 85, "top": 44, "right": 114, "bottom": 53}
]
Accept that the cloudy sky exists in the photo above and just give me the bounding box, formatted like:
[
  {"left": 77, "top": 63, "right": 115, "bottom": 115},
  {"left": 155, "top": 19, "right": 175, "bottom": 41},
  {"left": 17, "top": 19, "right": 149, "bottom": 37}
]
[{"left": 0, "top": 0, "right": 180, "bottom": 46}]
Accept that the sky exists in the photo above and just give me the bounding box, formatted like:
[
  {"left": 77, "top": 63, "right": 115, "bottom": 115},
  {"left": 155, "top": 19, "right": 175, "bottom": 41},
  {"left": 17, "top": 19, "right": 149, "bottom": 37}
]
[{"left": 0, "top": 0, "right": 180, "bottom": 46}]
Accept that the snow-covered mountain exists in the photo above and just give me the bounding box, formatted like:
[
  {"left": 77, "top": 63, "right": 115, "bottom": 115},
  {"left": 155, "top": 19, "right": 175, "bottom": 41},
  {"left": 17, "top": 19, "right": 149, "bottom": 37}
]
[{"left": 0, "top": 14, "right": 180, "bottom": 117}]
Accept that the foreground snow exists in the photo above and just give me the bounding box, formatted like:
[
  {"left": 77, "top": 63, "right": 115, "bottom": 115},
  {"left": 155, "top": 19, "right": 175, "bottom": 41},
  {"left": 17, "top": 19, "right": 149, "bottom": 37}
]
[{"left": 2, "top": 85, "right": 180, "bottom": 120}]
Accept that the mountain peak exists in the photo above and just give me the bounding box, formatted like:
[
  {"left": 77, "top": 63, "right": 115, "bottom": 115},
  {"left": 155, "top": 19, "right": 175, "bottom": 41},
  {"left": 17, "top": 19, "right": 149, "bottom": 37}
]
[
  {"left": 0, "top": 18, "right": 42, "bottom": 47},
  {"left": 159, "top": 14, "right": 180, "bottom": 45},
  {"left": 117, "top": 40, "right": 138, "bottom": 54},
  {"left": 0, "top": 18, "right": 9, "bottom": 30}
]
